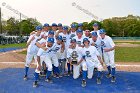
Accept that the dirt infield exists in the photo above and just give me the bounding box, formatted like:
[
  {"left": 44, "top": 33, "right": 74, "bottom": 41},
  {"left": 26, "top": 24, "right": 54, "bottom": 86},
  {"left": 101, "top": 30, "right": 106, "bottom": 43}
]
[
  {"left": 116, "top": 43, "right": 140, "bottom": 47},
  {"left": 0, "top": 48, "right": 140, "bottom": 72}
]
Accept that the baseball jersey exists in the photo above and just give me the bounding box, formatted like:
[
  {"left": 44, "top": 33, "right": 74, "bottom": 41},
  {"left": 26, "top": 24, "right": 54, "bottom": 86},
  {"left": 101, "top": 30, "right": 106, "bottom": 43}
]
[
  {"left": 38, "top": 38, "right": 47, "bottom": 44},
  {"left": 37, "top": 43, "right": 56, "bottom": 56},
  {"left": 27, "top": 34, "right": 41, "bottom": 54},
  {"left": 73, "top": 35, "right": 86, "bottom": 46},
  {"left": 100, "top": 35, "right": 115, "bottom": 52},
  {"left": 82, "top": 46, "right": 100, "bottom": 65},
  {"left": 50, "top": 42, "right": 62, "bottom": 54},
  {"left": 67, "top": 46, "right": 83, "bottom": 61},
  {"left": 91, "top": 30, "right": 100, "bottom": 37},
  {"left": 59, "top": 32, "right": 70, "bottom": 48},
  {"left": 69, "top": 31, "right": 76, "bottom": 39},
  {"left": 89, "top": 37, "right": 102, "bottom": 52}
]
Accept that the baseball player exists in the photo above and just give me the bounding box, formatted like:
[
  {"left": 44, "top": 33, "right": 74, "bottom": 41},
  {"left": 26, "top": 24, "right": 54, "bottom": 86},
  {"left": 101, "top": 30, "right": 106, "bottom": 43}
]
[
  {"left": 99, "top": 29, "right": 116, "bottom": 82},
  {"left": 91, "top": 23, "right": 100, "bottom": 36},
  {"left": 36, "top": 30, "right": 56, "bottom": 76},
  {"left": 82, "top": 38, "right": 104, "bottom": 84},
  {"left": 23, "top": 26, "right": 42, "bottom": 80},
  {"left": 57, "top": 23, "right": 63, "bottom": 32},
  {"left": 78, "top": 23, "right": 83, "bottom": 29},
  {"left": 51, "top": 23, "right": 58, "bottom": 35},
  {"left": 69, "top": 24, "right": 77, "bottom": 39},
  {"left": 55, "top": 26, "right": 71, "bottom": 76},
  {"left": 50, "top": 35, "right": 65, "bottom": 78},
  {"left": 89, "top": 32, "right": 102, "bottom": 57},
  {"left": 33, "top": 37, "right": 55, "bottom": 87},
  {"left": 56, "top": 24, "right": 68, "bottom": 77},
  {"left": 73, "top": 29, "right": 86, "bottom": 47},
  {"left": 84, "top": 30, "right": 91, "bottom": 38},
  {"left": 67, "top": 38, "right": 87, "bottom": 87},
  {"left": 39, "top": 23, "right": 50, "bottom": 75}
]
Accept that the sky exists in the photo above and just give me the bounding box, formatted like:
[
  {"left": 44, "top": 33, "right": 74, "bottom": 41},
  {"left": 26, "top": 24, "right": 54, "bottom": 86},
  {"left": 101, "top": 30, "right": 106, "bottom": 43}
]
[{"left": 0, "top": 0, "right": 140, "bottom": 25}]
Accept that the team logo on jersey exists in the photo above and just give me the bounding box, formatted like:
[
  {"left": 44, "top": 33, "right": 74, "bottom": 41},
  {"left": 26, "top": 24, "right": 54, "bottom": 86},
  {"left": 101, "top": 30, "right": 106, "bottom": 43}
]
[
  {"left": 85, "top": 51, "right": 91, "bottom": 57},
  {"left": 70, "top": 34, "right": 75, "bottom": 39},
  {"left": 63, "top": 37, "right": 66, "bottom": 42},
  {"left": 77, "top": 41, "right": 81, "bottom": 45},
  {"left": 54, "top": 47, "right": 60, "bottom": 52},
  {"left": 101, "top": 41, "right": 106, "bottom": 47},
  {"left": 94, "top": 44, "right": 98, "bottom": 48}
]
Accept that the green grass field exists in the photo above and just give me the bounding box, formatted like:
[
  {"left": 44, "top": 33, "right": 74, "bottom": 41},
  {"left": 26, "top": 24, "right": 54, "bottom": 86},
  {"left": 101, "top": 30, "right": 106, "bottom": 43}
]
[
  {"left": 115, "top": 47, "right": 140, "bottom": 62},
  {"left": 114, "top": 42, "right": 140, "bottom": 44},
  {"left": 0, "top": 43, "right": 26, "bottom": 48}
]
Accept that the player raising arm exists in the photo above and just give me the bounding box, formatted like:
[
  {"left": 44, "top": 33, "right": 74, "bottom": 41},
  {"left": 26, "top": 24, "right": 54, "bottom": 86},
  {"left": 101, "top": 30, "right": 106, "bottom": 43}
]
[{"left": 23, "top": 26, "right": 42, "bottom": 81}]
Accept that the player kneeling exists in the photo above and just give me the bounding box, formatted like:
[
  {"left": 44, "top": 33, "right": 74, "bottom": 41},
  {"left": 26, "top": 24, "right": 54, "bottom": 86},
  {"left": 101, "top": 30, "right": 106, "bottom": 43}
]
[
  {"left": 82, "top": 38, "right": 104, "bottom": 84},
  {"left": 67, "top": 38, "right": 87, "bottom": 87}
]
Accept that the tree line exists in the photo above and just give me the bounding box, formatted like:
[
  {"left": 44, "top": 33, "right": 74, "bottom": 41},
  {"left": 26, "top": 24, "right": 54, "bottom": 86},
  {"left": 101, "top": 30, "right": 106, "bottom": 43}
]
[{"left": 1, "top": 15, "right": 140, "bottom": 37}]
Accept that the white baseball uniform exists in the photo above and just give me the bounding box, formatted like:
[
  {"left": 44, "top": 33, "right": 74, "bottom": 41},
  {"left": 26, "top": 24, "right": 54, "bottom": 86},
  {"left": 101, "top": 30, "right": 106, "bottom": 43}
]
[
  {"left": 82, "top": 46, "right": 103, "bottom": 79},
  {"left": 59, "top": 32, "right": 70, "bottom": 59},
  {"left": 73, "top": 35, "right": 86, "bottom": 46},
  {"left": 67, "top": 46, "right": 87, "bottom": 79},
  {"left": 69, "top": 31, "right": 76, "bottom": 39},
  {"left": 25, "top": 34, "right": 41, "bottom": 67},
  {"left": 100, "top": 35, "right": 115, "bottom": 68},
  {"left": 36, "top": 43, "right": 56, "bottom": 73},
  {"left": 89, "top": 37, "right": 102, "bottom": 57},
  {"left": 91, "top": 30, "right": 100, "bottom": 37}
]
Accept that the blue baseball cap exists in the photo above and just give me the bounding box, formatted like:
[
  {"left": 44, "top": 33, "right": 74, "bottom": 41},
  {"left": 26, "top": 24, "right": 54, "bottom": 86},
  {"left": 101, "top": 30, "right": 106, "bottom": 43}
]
[
  {"left": 43, "top": 23, "right": 49, "bottom": 27},
  {"left": 36, "top": 26, "right": 42, "bottom": 31},
  {"left": 58, "top": 23, "right": 62, "bottom": 27},
  {"left": 76, "top": 29, "right": 83, "bottom": 33},
  {"left": 92, "top": 32, "right": 98, "bottom": 36},
  {"left": 48, "top": 30, "right": 54, "bottom": 35},
  {"left": 56, "top": 35, "right": 63, "bottom": 41},
  {"left": 78, "top": 23, "right": 83, "bottom": 27},
  {"left": 83, "top": 38, "right": 89, "bottom": 43},
  {"left": 63, "top": 26, "right": 68, "bottom": 30},
  {"left": 47, "top": 37, "right": 54, "bottom": 43},
  {"left": 70, "top": 38, "right": 76, "bottom": 43},
  {"left": 52, "top": 23, "right": 57, "bottom": 26},
  {"left": 71, "top": 24, "right": 76, "bottom": 28},
  {"left": 99, "top": 29, "right": 106, "bottom": 34},
  {"left": 93, "top": 23, "right": 98, "bottom": 26}
]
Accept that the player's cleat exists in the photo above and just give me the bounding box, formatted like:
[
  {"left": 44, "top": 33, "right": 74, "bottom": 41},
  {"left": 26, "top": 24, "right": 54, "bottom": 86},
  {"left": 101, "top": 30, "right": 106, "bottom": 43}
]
[
  {"left": 97, "top": 78, "right": 101, "bottom": 84},
  {"left": 64, "top": 72, "right": 70, "bottom": 76},
  {"left": 67, "top": 71, "right": 71, "bottom": 76},
  {"left": 94, "top": 68, "right": 98, "bottom": 72},
  {"left": 45, "top": 78, "right": 53, "bottom": 83},
  {"left": 23, "top": 75, "right": 27, "bottom": 81},
  {"left": 59, "top": 74, "right": 63, "bottom": 78},
  {"left": 53, "top": 74, "right": 56, "bottom": 78},
  {"left": 56, "top": 74, "right": 60, "bottom": 78},
  {"left": 33, "top": 81, "right": 38, "bottom": 87},
  {"left": 111, "top": 76, "right": 116, "bottom": 83},
  {"left": 101, "top": 72, "right": 104, "bottom": 79},
  {"left": 106, "top": 73, "right": 112, "bottom": 78},
  {"left": 39, "top": 72, "right": 44, "bottom": 77},
  {"left": 43, "top": 71, "right": 47, "bottom": 76},
  {"left": 81, "top": 80, "right": 86, "bottom": 87}
]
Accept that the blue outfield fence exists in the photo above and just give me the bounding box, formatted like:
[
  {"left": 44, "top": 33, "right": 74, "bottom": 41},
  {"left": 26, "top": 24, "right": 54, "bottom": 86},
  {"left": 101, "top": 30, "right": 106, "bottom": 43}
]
[
  {"left": 0, "top": 47, "right": 22, "bottom": 52},
  {"left": 112, "top": 37, "right": 140, "bottom": 40},
  {"left": 0, "top": 68, "right": 140, "bottom": 93}
]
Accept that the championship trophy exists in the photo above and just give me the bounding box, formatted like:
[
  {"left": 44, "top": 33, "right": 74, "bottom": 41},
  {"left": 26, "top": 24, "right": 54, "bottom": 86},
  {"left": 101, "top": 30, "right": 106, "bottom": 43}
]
[{"left": 71, "top": 51, "right": 78, "bottom": 64}]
